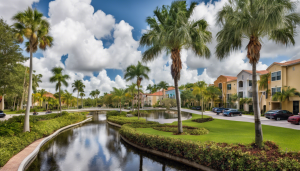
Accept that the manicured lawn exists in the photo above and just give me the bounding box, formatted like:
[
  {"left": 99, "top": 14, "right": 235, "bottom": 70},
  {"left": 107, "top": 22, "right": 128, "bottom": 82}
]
[{"left": 137, "top": 114, "right": 300, "bottom": 151}]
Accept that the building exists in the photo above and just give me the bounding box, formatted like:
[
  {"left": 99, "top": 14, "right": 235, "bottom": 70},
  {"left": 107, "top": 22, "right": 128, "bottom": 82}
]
[
  {"left": 236, "top": 70, "right": 268, "bottom": 111},
  {"left": 165, "top": 87, "right": 183, "bottom": 99},
  {"left": 262, "top": 59, "right": 300, "bottom": 114},
  {"left": 143, "top": 87, "right": 179, "bottom": 106},
  {"left": 214, "top": 75, "right": 237, "bottom": 107}
]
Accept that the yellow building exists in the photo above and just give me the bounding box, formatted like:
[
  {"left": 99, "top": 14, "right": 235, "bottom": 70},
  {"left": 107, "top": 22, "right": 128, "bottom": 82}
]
[
  {"left": 261, "top": 59, "right": 300, "bottom": 114},
  {"left": 213, "top": 75, "right": 237, "bottom": 107}
]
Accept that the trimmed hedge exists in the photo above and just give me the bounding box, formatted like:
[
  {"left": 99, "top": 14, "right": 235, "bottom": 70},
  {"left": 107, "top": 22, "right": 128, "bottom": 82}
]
[
  {"left": 0, "top": 112, "right": 87, "bottom": 167},
  {"left": 106, "top": 110, "right": 127, "bottom": 118},
  {"left": 153, "top": 126, "right": 209, "bottom": 135},
  {"left": 119, "top": 125, "right": 300, "bottom": 170}
]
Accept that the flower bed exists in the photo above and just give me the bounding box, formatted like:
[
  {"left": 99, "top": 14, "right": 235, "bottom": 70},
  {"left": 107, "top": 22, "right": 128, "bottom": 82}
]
[
  {"left": 192, "top": 116, "right": 214, "bottom": 123},
  {"left": 119, "top": 125, "right": 300, "bottom": 170},
  {"left": 153, "top": 125, "right": 209, "bottom": 135}
]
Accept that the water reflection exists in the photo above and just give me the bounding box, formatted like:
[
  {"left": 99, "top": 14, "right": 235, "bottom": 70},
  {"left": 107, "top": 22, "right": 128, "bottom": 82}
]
[
  {"left": 140, "top": 110, "right": 192, "bottom": 123},
  {"left": 27, "top": 114, "right": 199, "bottom": 171}
]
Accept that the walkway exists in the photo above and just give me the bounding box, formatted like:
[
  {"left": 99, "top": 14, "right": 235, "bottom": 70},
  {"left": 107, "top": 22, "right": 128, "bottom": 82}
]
[{"left": 179, "top": 108, "right": 300, "bottom": 130}]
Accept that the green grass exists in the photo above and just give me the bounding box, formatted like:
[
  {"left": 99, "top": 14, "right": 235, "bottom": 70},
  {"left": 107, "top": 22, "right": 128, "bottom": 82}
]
[{"left": 136, "top": 114, "right": 300, "bottom": 151}]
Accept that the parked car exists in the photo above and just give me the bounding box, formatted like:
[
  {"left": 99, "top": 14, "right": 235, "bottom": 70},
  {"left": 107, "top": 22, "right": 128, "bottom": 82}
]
[
  {"left": 223, "top": 109, "right": 242, "bottom": 117},
  {"left": 215, "top": 108, "right": 227, "bottom": 115},
  {"left": 265, "top": 110, "right": 293, "bottom": 120},
  {"left": 0, "top": 110, "right": 6, "bottom": 118},
  {"left": 191, "top": 106, "right": 201, "bottom": 110},
  {"left": 97, "top": 105, "right": 102, "bottom": 107},
  {"left": 287, "top": 114, "right": 300, "bottom": 125},
  {"left": 212, "top": 107, "right": 218, "bottom": 112}
]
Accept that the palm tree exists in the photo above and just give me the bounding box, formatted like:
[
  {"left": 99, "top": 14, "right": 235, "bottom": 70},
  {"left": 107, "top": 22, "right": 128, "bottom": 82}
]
[
  {"left": 49, "top": 67, "right": 70, "bottom": 115},
  {"left": 38, "top": 89, "right": 47, "bottom": 107},
  {"left": 146, "top": 84, "right": 153, "bottom": 93},
  {"left": 72, "top": 80, "right": 85, "bottom": 109},
  {"left": 157, "top": 81, "right": 169, "bottom": 98},
  {"left": 111, "top": 87, "right": 126, "bottom": 112},
  {"left": 140, "top": 1, "right": 212, "bottom": 133},
  {"left": 62, "top": 90, "right": 73, "bottom": 109},
  {"left": 89, "top": 91, "right": 96, "bottom": 107},
  {"left": 124, "top": 61, "right": 150, "bottom": 119},
  {"left": 13, "top": 7, "right": 53, "bottom": 132},
  {"left": 229, "top": 93, "right": 239, "bottom": 108},
  {"left": 125, "top": 83, "right": 138, "bottom": 110},
  {"left": 32, "top": 92, "right": 41, "bottom": 108},
  {"left": 192, "top": 81, "right": 207, "bottom": 119},
  {"left": 95, "top": 89, "right": 100, "bottom": 107},
  {"left": 215, "top": 0, "right": 300, "bottom": 148},
  {"left": 206, "top": 86, "right": 221, "bottom": 108},
  {"left": 80, "top": 91, "right": 85, "bottom": 108},
  {"left": 272, "top": 86, "right": 298, "bottom": 110}
]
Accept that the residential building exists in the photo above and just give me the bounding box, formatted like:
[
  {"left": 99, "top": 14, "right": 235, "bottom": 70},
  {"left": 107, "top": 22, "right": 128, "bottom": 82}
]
[
  {"left": 165, "top": 87, "right": 182, "bottom": 99},
  {"left": 236, "top": 70, "right": 268, "bottom": 111},
  {"left": 214, "top": 75, "right": 237, "bottom": 107},
  {"left": 263, "top": 59, "right": 300, "bottom": 114},
  {"left": 143, "top": 91, "right": 164, "bottom": 106}
]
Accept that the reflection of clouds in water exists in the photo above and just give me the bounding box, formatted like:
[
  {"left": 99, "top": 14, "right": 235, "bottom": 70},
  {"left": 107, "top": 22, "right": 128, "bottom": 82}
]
[{"left": 141, "top": 111, "right": 192, "bottom": 124}]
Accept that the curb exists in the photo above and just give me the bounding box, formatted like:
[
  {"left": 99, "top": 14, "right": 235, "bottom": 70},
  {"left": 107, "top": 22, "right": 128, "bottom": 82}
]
[
  {"left": 120, "top": 135, "right": 216, "bottom": 171},
  {"left": 106, "top": 121, "right": 122, "bottom": 128},
  {"left": 17, "top": 117, "right": 92, "bottom": 171}
]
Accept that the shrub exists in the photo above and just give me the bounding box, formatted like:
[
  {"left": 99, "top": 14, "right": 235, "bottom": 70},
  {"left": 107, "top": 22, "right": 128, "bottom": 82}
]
[
  {"left": 192, "top": 116, "right": 214, "bottom": 123},
  {"left": 106, "top": 110, "right": 127, "bottom": 118},
  {"left": 153, "top": 126, "right": 209, "bottom": 135},
  {"left": 119, "top": 126, "right": 300, "bottom": 171},
  {"left": 0, "top": 112, "right": 87, "bottom": 166}
]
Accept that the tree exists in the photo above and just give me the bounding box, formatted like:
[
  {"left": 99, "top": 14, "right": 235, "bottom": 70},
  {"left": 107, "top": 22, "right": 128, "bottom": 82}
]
[
  {"left": 94, "top": 89, "right": 100, "bottom": 107},
  {"left": 192, "top": 81, "right": 207, "bottom": 119},
  {"left": 140, "top": 1, "right": 212, "bottom": 133},
  {"left": 161, "top": 98, "right": 177, "bottom": 110},
  {"left": 72, "top": 80, "right": 85, "bottom": 109},
  {"left": 272, "top": 86, "right": 298, "bottom": 110},
  {"left": 0, "top": 19, "right": 26, "bottom": 111},
  {"left": 89, "top": 91, "right": 96, "bottom": 107},
  {"left": 38, "top": 89, "right": 47, "bottom": 107},
  {"left": 180, "top": 89, "right": 194, "bottom": 107},
  {"left": 229, "top": 93, "right": 239, "bottom": 108},
  {"left": 206, "top": 86, "right": 222, "bottom": 108},
  {"left": 80, "top": 91, "right": 85, "bottom": 108},
  {"left": 125, "top": 83, "right": 138, "bottom": 110},
  {"left": 62, "top": 90, "right": 73, "bottom": 109},
  {"left": 124, "top": 61, "right": 150, "bottom": 119},
  {"left": 13, "top": 7, "right": 53, "bottom": 132},
  {"left": 49, "top": 67, "right": 70, "bottom": 115},
  {"left": 215, "top": 0, "right": 300, "bottom": 148},
  {"left": 111, "top": 87, "right": 126, "bottom": 112},
  {"left": 157, "top": 81, "right": 169, "bottom": 98}
]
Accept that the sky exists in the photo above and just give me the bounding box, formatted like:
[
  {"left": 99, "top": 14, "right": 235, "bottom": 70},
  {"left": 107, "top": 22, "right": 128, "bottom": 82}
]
[{"left": 0, "top": 0, "right": 299, "bottom": 97}]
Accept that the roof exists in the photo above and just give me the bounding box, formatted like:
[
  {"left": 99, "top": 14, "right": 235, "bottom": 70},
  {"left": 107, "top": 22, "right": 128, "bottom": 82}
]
[
  {"left": 267, "top": 58, "right": 300, "bottom": 70},
  {"left": 165, "top": 87, "right": 175, "bottom": 91},
  {"left": 147, "top": 90, "right": 164, "bottom": 96},
  {"left": 43, "top": 92, "right": 55, "bottom": 99},
  {"left": 222, "top": 75, "right": 237, "bottom": 82},
  {"left": 243, "top": 70, "right": 269, "bottom": 75}
]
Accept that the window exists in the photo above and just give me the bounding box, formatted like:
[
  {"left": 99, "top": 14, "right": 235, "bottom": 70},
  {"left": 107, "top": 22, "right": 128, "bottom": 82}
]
[
  {"left": 219, "top": 83, "right": 222, "bottom": 90},
  {"left": 249, "top": 80, "right": 252, "bottom": 86},
  {"left": 242, "top": 75, "right": 244, "bottom": 80},
  {"left": 227, "top": 84, "right": 231, "bottom": 90},
  {"left": 293, "top": 67, "right": 295, "bottom": 71},
  {"left": 271, "top": 71, "right": 281, "bottom": 81},
  {"left": 238, "top": 92, "right": 243, "bottom": 98},
  {"left": 239, "top": 81, "right": 243, "bottom": 87},
  {"left": 272, "top": 87, "right": 281, "bottom": 96},
  {"left": 248, "top": 91, "right": 253, "bottom": 97},
  {"left": 227, "top": 94, "right": 231, "bottom": 101}
]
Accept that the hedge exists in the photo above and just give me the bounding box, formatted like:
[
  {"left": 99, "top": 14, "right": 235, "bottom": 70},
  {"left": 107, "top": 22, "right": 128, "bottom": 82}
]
[
  {"left": 119, "top": 125, "right": 300, "bottom": 171},
  {"left": 0, "top": 112, "right": 87, "bottom": 167}
]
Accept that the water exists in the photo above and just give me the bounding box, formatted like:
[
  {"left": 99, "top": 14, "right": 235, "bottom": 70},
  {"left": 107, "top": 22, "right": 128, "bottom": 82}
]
[
  {"left": 140, "top": 110, "right": 192, "bottom": 123},
  {"left": 26, "top": 113, "right": 199, "bottom": 171}
]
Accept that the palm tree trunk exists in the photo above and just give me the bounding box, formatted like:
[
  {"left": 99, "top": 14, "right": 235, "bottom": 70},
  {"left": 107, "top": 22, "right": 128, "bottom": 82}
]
[
  {"left": 81, "top": 96, "right": 83, "bottom": 109},
  {"left": 120, "top": 100, "right": 122, "bottom": 112},
  {"left": 77, "top": 91, "right": 79, "bottom": 109},
  {"left": 59, "top": 86, "right": 62, "bottom": 115},
  {"left": 132, "top": 98, "right": 134, "bottom": 111},
  {"left": 13, "top": 96, "right": 16, "bottom": 110},
  {"left": 23, "top": 47, "right": 33, "bottom": 132},
  {"left": 137, "top": 86, "right": 140, "bottom": 119},
  {"left": 1, "top": 94, "right": 5, "bottom": 110},
  {"left": 202, "top": 96, "right": 204, "bottom": 119},
  {"left": 174, "top": 76, "right": 183, "bottom": 133},
  {"left": 252, "top": 61, "right": 263, "bottom": 148},
  {"left": 20, "top": 68, "right": 27, "bottom": 110}
]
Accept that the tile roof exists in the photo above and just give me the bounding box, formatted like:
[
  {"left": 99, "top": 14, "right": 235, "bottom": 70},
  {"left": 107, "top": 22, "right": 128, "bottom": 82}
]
[
  {"left": 43, "top": 92, "right": 55, "bottom": 98},
  {"left": 148, "top": 91, "right": 164, "bottom": 96},
  {"left": 222, "top": 75, "right": 237, "bottom": 82},
  {"left": 274, "top": 58, "right": 300, "bottom": 66},
  {"left": 165, "top": 87, "right": 175, "bottom": 91},
  {"left": 243, "top": 70, "right": 269, "bottom": 75}
]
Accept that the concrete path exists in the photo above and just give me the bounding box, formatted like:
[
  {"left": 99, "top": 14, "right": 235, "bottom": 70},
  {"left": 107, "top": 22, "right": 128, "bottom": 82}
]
[
  {"left": 0, "top": 108, "right": 130, "bottom": 121},
  {"left": 179, "top": 108, "right": 300, "bottom": 130}
]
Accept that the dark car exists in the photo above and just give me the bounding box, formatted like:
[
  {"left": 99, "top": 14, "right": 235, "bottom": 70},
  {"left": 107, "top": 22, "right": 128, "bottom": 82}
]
[
  {"left": 97, "top": 105, "right": 102, "bottom": 107},
  {"left": 265, "top": 110, "right": 293, "bottom": 120},
  {"left": 212, "top": 107, "right": 218, "bottom": 112},
  {"left": 215, "top": 108, "right": 228, "bottom": 115},
  {"left": 287, "top": 114, "right": 300, "bottom": 125},
  {"left": 223, "top": 109, "right": 242, "bottom": 116},
  {"left": 191, "top": 106, "right": 201, "bottom": 110},
  {"left": 0, "top": 110, "right": 6, "bottom": 118}
]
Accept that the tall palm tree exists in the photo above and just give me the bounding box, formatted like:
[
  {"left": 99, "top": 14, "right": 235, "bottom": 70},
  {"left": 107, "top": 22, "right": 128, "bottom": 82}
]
[
  {"left": 272, "top": 86, "right": 298, "bottom": 110},
  {"left": 89, "top": 91, "right": 96, "bottom": 107},
  {"left": 49, "top": 67, "right": 70, "bottom": 115},
  {"left": 157, "top": 81, "right": 169, "bottom": 98},
  {"left": 140, "top": 1, "right": 212, "bottom": 133},
  {"left": 215, "top": 0, "right": 300, "bottom": 148},
  {"left": 124, "top": 61, "right": 150, "bottom": 119},
  {"left": 206, "top": 86, "right": 221, "bottom": 108},
  {"left": 12, "top": 7, "right": 53, "bottom": 132},
  {"left": 72, "top": 80, "right": 85, "bottom": 109},
  {"left": 38, "top": 89, "right": 47, "bottom": 107},
  {"left": 192, "top": 81, "right": 207, "bottom": 119},
  {"left": 146, "top": 84, "right": 153, "bottom": 93},
  {"left": 95, "top": 89, "right": 100, "bottom": 107},
  {"left": 62, "top": 90, "right": 73, "bottom": 109},
  {"left": 32, "top": 73, "right": 42, "bottom": 108},
  {"left": 112, "top": 87, "right": 126, "bottom": 112},
  {"left": 80, "top": 91, "right": 85, "bottom": 109},
  {"left": 125, "top": 83, "right": 138, "bottom": 110}
]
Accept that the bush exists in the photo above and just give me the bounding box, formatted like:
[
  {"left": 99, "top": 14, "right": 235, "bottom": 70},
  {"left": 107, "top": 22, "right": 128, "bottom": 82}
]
[
  {"left": 0, "top": 112, "right": 87, "bottom": 166},
  {"left": 119, "top": 126, "right": 300, "bottom": 171},
  {"left": 192, "top": 116, "right": 214, "bottom": 123},
  {"left": 106, "top": 110, "right": 127, "bottom": 118},
  {"left": 153, "top": 126, "right": 209, "bottom": 135}
]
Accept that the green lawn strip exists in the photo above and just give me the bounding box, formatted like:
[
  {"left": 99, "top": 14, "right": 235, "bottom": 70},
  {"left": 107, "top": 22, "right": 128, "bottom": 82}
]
[
  {"left": 136, "top": 114, "right": 300, "bottom": 151},
  {"left": 0, "top": 112, "right": 88, "bottom": 167}
]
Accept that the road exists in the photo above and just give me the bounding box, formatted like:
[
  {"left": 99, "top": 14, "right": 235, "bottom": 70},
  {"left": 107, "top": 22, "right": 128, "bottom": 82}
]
[{"left": 180, "top": 108, "right": 300, "bottom": 130}]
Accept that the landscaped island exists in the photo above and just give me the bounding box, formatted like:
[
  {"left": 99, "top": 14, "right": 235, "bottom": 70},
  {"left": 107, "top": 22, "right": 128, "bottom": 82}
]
[
  {"left": 107, "top": 111, "right": 300, "bottom": 170},
  {"left": 0, "top": 112, "right": 88, "bottom": 167}
]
